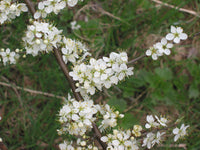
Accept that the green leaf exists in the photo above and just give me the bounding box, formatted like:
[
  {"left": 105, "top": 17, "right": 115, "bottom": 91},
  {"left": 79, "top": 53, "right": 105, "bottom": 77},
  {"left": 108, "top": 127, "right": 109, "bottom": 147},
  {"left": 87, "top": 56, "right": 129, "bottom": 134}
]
[
  {"left": 107, "top": 97, "right": 127, "bottom": 112},
  {"left": 189, "top": 85, "right": 200, "bottom": 99},
  {"left": 155, "top": 67, "right": 173, "bottom": 80},
  {"left": 120, "top": 113, "right": 138, "bottom": 129}
]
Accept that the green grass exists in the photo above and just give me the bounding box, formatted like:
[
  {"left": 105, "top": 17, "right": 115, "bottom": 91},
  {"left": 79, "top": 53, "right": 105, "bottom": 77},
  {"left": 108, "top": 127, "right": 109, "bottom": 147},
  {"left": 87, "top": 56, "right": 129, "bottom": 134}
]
[{"left": 0, "top": 0, "right": 200, "bottom": 149}]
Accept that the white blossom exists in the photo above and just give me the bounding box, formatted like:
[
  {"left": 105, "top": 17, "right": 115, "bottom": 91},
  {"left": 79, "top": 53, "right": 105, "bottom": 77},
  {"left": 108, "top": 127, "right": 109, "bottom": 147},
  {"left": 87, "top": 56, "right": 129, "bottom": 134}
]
[
  {"left": 146, "top": 44, "right": 162, "bottom": 60},
  {"left": 71, "top": 21, "right": 81, "bottom": 30},
  {"left": 173, "top": 124, "right": 189, "bottom": 142},
  {"left": 0, "top": 0, "right": 28, "bottom": 24},
  {"left": 22, "top": 21, "right": 62, "bottom": 56},
  {"left": 142, "top": 132, "right": 155, "bottom": 149},
  {"left": 70, "top": 52, "right": 133, "bottom": 96},
  {"left": 101, "top": 129, "right": 139, "bottom": 150},
  {"left": 0, "top": 48, "right": 20, "bottom": 65},
  {"left": 156, "top": 38, "right": 173, "bottom": 55},
  {"left": 145, "top": 115, "right": 159, "bottom": 129},
  {"left": 166, "top": 26, "right": 188, "bottom": 43}
]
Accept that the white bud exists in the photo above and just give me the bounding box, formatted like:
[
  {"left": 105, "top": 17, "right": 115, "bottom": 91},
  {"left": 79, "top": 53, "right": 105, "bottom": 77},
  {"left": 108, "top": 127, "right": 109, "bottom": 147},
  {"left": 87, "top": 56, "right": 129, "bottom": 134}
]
[
  {"left": 15, "top": 49, "right": 19, "bottom": 53},
  {"left": 80, "top": 141, "right": 86, "bottom": 146},
  {"left": 76, "top": 83, "right": 80, "bottom": 87},
  {"left": 78, "top": 122, "right": 84, "bottom": 127},
  {"left": 113, "top": 129, "right": 118, "bottom": 135},
  {"left": 35, "top": 39, "right": 41, "bottom": 44},
  {"left": 1, "top": 48, "right": 4, "bottom": 52},
  {"left": 119, "top": 114, "right": 124, "bottom": 118},
  {"left": 43, "top": 39, "right": 48, "bottom": 44}
]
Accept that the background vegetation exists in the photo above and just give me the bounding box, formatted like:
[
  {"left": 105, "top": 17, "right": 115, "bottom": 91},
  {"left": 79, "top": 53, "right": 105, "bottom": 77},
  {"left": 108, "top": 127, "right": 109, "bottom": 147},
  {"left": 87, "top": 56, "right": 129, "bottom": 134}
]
[{"left": 0, "top": 0, "right": 199, "bottom": 149}]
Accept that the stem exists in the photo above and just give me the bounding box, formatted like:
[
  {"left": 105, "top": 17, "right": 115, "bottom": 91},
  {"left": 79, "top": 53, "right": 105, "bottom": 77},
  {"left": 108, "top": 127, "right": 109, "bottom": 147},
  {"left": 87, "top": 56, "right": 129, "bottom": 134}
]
[
  {"left": 23, "top": 1, "right": 106, "bottom": 149},
  {"left": 24, "top": 0, "right": 36, "bottom": 15},
  {"left": 53, "top": 48, "right": 83, "bottom": 101},
  {"left": 128, "top": 54, "right": 146, "bottom": 64},
  {"left": 92, "top": 123, "right": 107, "bottom": 149}
]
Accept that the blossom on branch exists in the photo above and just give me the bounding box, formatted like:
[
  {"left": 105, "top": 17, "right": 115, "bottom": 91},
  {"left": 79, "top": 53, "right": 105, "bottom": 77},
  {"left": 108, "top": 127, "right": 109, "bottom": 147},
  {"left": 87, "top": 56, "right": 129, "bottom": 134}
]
[
  {"left": 0, "top": 0, "right": 28, "bottom": 24},
  {"left": 166, "top": 26, "right": 188, "bottom": 44},
  {"left": 22, "top": 21, "right": 62, "bottom": 56},
  {"left": 173, "top": 124, "right": 189, "bottom": 142}
]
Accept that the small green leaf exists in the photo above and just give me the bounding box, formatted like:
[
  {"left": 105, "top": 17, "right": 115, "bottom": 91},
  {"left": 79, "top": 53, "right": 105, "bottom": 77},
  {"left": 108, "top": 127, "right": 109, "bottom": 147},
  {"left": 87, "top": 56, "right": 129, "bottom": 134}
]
[
  {"left": 189, "top": 85, "right": 199, "bottom": 99},
  {"left": 107, "top": 97, "right": 127, "bottom": 112}
]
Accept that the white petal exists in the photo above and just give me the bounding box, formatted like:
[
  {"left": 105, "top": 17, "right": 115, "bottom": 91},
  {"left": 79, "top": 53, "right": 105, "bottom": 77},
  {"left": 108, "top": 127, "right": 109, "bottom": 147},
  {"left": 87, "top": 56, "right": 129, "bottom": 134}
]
[
  {"left": 174, "top": 37, "right": 180, "bottom": 43},
  {"left": 164, "top": 49, "right": 171, "bottom": 55},
  {"left": 177, "top": 27, "right": 183, "bottom": 33},
  {"left": 171, "top": 26, "right": 176, "bottom": 33},
  {"left": 166, "top": 33, "right": 174, "bottom": 41},
  {"left": 180, "top": 33, "right": 188, "bottom": 40},
  {"left": 161, "top": 38, "right": 167, "bottom": 45},
  {"left": 146, "top": 50, "right": 152, "bottom": 56}
]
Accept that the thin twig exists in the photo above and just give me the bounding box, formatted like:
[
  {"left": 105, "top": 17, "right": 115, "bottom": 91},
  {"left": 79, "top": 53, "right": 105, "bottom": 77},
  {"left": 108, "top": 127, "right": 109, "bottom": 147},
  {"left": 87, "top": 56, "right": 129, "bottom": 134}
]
[
  {"left": 123, "top": 90, "right": 147, "bottom": 113},
  {"left": 151, "top": 0, "right": 200, "bottom": 17},
  {"left": 1, "top": 77, "right": 23, "bottom": 107},
  {"left": 128, "top": 54, "right": 146, "bottom": 64},
  {"left": 0, "top": 81, "right": 65, "bottom": 100}
]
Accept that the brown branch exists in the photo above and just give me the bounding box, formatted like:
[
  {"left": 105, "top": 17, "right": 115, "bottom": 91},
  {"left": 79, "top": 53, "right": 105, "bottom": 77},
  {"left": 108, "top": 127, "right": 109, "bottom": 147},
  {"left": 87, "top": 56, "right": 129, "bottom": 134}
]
[
  {"left": 24, "top": 0, "right": 36, "bottom": 15},
  {"left": 0, "top": 142, "right": 8, "bottom": 150},
  {"left": 128, "top": 54, "right": 146, "bottom": 64},
  {"left": 92, "top": 123, "right": 107, "bottom": 150},
  {"left": 53, "top": 48, "right": 83, "bottom": 101},
  {"left": 150, "top": 0, "right": 200, "bottom": 17},
  {"left": 23, "top": 1, "right": 106, "bottom": 149},
  {"left": 0, "top": 81, "right": 65, "bottom": 100}
]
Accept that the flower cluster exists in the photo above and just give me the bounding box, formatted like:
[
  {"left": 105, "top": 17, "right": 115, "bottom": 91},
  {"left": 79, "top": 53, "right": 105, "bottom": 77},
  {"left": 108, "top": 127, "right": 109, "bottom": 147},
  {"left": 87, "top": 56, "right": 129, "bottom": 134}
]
[
  {"left": 145, "top": 115, "right": 168, "bottom": 129},
  {"left": 59, "top": 139, "right": 98, "bottom": 150},
  {"left": 34, "top": 0, "right": 83, "bottom": 19},
  {"left": 146, "top": 26, "right": 188, "bottom": 60},
  {"left": 0, "top": 48, "right": 20, "bottom": 65},
  {"left": 22, "top": 21, "right": 62, "bottom": 56},
  {"left": 71, "top": 21, "right": 81, "bottom": 30},
  {"left": 61, "top": 37, "right": 91, "bottom": 65},
  {"left": 0, "top": 0, "right": 28, "bottom": 24},
  {"left": 101, "top": 129, "right": 139, "bottom": 150},
  {"left": 69, "top": 52, "right": 134, "bottom": 95},
  {"left": 142, "top": 131, "right": 165, "bottom": 149},
  {"left": 58, "top": 95, "right": 98, "bottom": 136},
  {"left": 96, "top": 104, "right": 124, "bottom": 131},
  {"left": 142, "top": 115, "right": 189, "bottom": 149}
]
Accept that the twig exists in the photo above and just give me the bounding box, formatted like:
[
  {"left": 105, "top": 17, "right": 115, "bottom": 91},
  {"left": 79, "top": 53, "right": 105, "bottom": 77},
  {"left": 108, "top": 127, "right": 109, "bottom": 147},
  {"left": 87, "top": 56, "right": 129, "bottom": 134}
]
[
  {"left": 123, "top": 90, "right": 147, "bottom": 113},
  {"left": 150, "top": 0, "right": 200, "bottom": 17},
  {"left": 74, "top": 3, "right": 124, "bottom": 22},
  {"left": 128, "top": 54, "right": 146, "bottom": 64},
  {"left": 0, "top": 81, "right": 65, "bottom": 100},
  {"left": 158, "top": 143, "right": 187, "bottom": 150}
]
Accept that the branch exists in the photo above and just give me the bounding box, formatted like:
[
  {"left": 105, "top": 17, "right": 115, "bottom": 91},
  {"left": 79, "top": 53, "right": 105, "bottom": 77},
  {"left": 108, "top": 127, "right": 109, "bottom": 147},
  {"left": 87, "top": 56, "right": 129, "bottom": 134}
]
[
  {"left": 24, "top": 0, "right": 36, "bottom": 15},
  {"left": 128, "top": 54, "right": 146, "bottom": 64},
  {"left": 53, "top": 48, "right": 83, "bottom": 101},
  {"left": 0, "top": 81, "right": 65, "bottom": 100},
  {"left": 0, "top": 142, "right": 8, "bottom": 150},
  {"left": 23, "top": 2, "right": 106, "bottom": 149},
  {"left": 150, "top": 0, "right": 200, "bottom": 17},
  {"left": 92, "top": 123, "right": 107, "bottom": 149}
]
